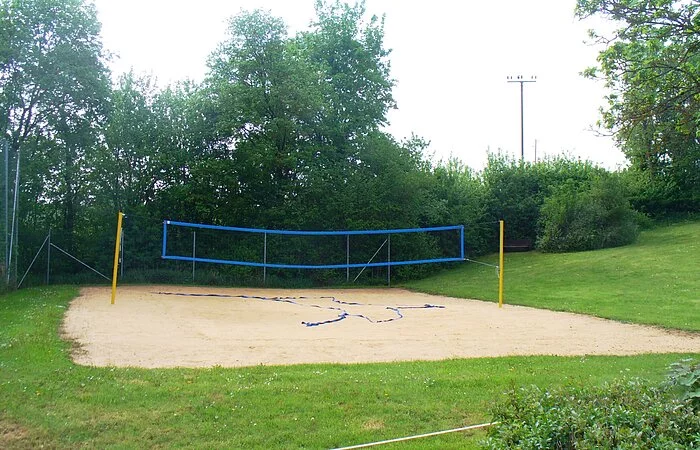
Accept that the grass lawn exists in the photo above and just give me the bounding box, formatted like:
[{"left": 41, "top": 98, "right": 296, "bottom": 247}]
[
  {"left": 0, "top": 286, "right": 695, "bottom": 448},
  {"left": 405, "top": 220, "right": 700, "bottom": 331}
]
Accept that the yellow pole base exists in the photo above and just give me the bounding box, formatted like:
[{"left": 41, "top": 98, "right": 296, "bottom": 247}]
[
  {"left": 498, "top": 220, "right": 504, "bottom": 308},
  {"left": 111, "top": 212, "right": 124, "bottom": 304}
]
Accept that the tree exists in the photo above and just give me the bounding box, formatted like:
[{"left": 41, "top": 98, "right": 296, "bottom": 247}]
[
  {"left": 290, "top": 0, "right": 398, "bottom": 229},
  {"left": 0, "top": 0, "right": 109, "bottom": 166},
  {"left": 206, "top": 9, "right": 325, "bottom": 226},
  {"left": 203, "top": 3, "right": 397, "bottom": 230},
  {"left": 576, "top": 0, "right": 700, "bottom": 206},
  {"left": 0, "top": 0, "right": 110, "bottom": 273},
  {"left": 97, "top": 71, "right": 161, "bottom": 211},
  {"left": 430, "top": 157, "right": 491, "bottom": 255},
  {"left": 300, "top": 0, "right": 395, "bottom": 167}
]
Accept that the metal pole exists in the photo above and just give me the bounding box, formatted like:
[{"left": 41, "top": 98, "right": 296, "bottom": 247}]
[
  {"left": 507, "top": 76, "right": 536, "bottom": 162},
  {"left": 8, "top": 146, "right": 20, "bottom": 284},
  {"left": 387, "top": 234, "right": 391, "bottom": 287},
  {"left": 46, "top": 229, "right": 50, "bottom": 284},
  {"left": 3, "top": 139, "right": 7, "bottom": 282},
  {"left": 192, "top": 231, "right": 196, "bottom": 282},
  {"left": 346, "top": 234, "right": 349, "bottom": 283},
  {"left": 520, "top": 81, "right": 524, "bottom": 161},
  {"left": 263, "top": 232, "right": 267, "bottom": 285}
]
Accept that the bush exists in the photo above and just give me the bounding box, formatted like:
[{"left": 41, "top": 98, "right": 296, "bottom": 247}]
[
  {"left": 667, "top": 358, "right": 700, "bottom": 410},
  {"left": 483, "top": 378, "right": 700, "bottom": 449},
  {"left": 621, "top": 166, "right": 700, "bottom": 217},
  {"left": 483, "top": 153, "right": 606, "bottom": 243},
  {"left": 537, "top": 175, "right": 640, "bottom": 252}
]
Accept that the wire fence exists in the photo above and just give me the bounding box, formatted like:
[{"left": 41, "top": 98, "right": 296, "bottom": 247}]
[{"left": 12, "top": 213, "right": 503, "bottom": 289}]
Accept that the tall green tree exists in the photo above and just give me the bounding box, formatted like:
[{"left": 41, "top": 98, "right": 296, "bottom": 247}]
[
  {"left": 292, "top": 0, "right": 397, "bottom": 229},
  {"left": 206, "top": 9, "right": 325, "bottom": 226},
  {"left": 0, "top": 0, "right": 109, "bottom": 169},
  {"left": 300, "top": 0, "right": 395, "bottom": 170},
  {"left": 576, "top": 0, "right": 700, "bottom": 205},
  {"left": 97, "top": 71, "right": 161, "bottom": 211},
  {"left": 0, "top": 0, "right": 109, "bottom": 261}
]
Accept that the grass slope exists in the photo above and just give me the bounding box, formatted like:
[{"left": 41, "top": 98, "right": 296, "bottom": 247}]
[
  {"left": 406, "top": 221, "right": 700, "bottom": 331},
  {"left": 0, "top": 286, "right": 694, "bottom": 449}
]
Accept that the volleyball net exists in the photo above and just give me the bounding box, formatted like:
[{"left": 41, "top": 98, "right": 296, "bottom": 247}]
[{"left": 161, "top": 220, "right": 464, "bottom": 278}]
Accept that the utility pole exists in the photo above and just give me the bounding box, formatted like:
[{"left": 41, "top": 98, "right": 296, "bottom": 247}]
[
  {"left": 507, "top": 75, "right": 537, "bottom": 161},
  {"left": 534, "top": 139, "right": 538, "bottom": 163}
]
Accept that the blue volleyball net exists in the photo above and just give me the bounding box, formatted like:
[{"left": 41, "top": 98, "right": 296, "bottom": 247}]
[{"left": 161, "top": 220, "right": 464, "bottom": 275}]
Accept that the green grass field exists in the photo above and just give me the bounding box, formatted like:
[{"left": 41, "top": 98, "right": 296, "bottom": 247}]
[
  {"left": 1, "top": 221, "right": 698, "bottom": 448},
  {"left": 406, "top": 220, "right": 700, "bottom": 331}
]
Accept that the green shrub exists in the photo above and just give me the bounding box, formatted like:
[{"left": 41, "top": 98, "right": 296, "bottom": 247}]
[
  {"left": 483, "top": 379, "right": 700, "bottom": 449},
  {"left": 667, "top": 358, "right": 700, "bottom": 410},
  {"left": 537, "top": 174, "right": 640, "bottom": 252},
  {"left": 483, "top": 153, "right": 606, "bottom": 243},
  {"left": 621, "top": 167, "right": 700, "bottom": 217}
]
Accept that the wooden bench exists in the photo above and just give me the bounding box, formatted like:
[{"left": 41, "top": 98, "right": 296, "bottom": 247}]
[{"left": 504, "top": 239, "right": 533, "bottom": 252}]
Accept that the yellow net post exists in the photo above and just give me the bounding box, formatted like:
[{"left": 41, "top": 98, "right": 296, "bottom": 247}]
[
  {"left": 498, "top": 220, "right": 504, "bottom": 308},
  {"left": 111, "top": 212, "right": 124, "bottom": 305}
]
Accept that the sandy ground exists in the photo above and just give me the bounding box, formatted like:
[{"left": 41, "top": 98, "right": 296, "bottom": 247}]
[{"left": 61, "top": 285, "right": 700, "bottom": 368}]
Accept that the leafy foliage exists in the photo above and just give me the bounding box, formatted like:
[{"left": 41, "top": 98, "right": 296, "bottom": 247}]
[
  {"left": 430, "top": 157, "right": 491, "bottom": 255},
  {"left": 483, "top": 153, "right": 606, "bottom": 242},
  {"left": 537, "top": 174, "right": 640, "bottom": 252},
  {"left": 4, "top": 1, "right": 682, "bottom": 286},
  {"left": 667, "top": 358, "right": 700, "bottom": 410},
  {"left": 576, "top": 0, "right": 700, "bottom": 209},
  {"left": 484, "top": 378, "right": 700, "bottom": 449},
  {"left": 0, "top": 0, "right": 110, "bottom": 279}
]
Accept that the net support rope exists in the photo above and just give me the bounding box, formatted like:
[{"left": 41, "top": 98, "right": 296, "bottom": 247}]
[
  {"left": 465, "top": 258, "right": 501, "bottom": 277},
  {"left": 50, "top": 243, "right": 110, "bottom": 281},
  {"left": 154, "top": 291, "right": 444, "bottom": 327},
  {"left": 18, "top": 235, "right": 110, "bottom": 288}
]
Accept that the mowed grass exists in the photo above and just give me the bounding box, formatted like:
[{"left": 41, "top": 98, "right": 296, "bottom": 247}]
[
  {"left": 406, "top": 220, "right": 700, "bottom": 331},
  {"left": 0, "top": 286, "right": 695, "bottom": 449}
]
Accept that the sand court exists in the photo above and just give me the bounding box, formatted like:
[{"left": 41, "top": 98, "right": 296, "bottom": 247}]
[{"left": 61, "top": 285, "right": 700, "bottom": 368}]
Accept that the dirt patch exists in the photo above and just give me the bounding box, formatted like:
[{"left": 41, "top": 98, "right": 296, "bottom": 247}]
[
  {"left": 0, "top": 419, "right": 29, "bottom": 448},
  {"left": 61, "top": 285, "right": 700, "bottom": 368},
  {"left": 362, "top": 419, "right": 385, "bottom": 431}
]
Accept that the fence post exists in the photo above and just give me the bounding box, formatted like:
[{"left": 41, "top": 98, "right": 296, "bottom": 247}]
[
  {"left": 387, "top": 234, "right": 391, "bottom": 287},
  {"left": 46, "top": 229, "right": 51, "bottom": 284},
  {"left": 3, "top": 138, "right": 7, "bottom": 286}
]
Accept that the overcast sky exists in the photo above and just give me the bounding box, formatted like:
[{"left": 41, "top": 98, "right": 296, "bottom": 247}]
[{"left": 93, "top": 0, "right": 626, "bottom": 170}]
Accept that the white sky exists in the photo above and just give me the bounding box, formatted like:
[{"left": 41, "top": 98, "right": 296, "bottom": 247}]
[{"left": 94, "top": 0, "right": 627, "bottom": 170}]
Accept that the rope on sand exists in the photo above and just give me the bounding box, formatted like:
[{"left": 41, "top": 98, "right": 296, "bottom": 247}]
[{"left": 153, "top": 291, "right": 444, "bottom": 327}]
